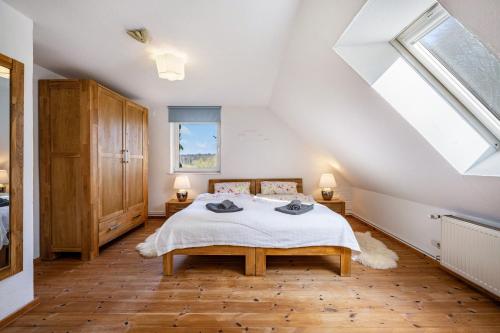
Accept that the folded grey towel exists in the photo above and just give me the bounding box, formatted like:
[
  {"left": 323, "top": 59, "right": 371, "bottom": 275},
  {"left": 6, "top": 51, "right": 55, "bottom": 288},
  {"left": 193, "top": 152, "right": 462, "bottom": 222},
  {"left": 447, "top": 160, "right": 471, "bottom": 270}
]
[
  {"left": 206, "top": 201, "right": 243, "bottom": 213},
  {"left": 286, "top": 200, "right": 302, "bottom": 211},
  {"left": 275, "top": 202, "right": 314, "bottom": 215},
  {"left": 220, "top": 200, "right": 234, "bottom": 210},
  {"left": 0, "top": 198, "right": 8, "bottom": 207}
]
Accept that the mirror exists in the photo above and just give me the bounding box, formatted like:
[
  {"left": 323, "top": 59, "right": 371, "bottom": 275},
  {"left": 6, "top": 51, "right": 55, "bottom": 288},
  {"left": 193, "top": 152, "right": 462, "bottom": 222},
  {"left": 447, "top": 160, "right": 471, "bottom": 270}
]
[
  {"left": 0, "top": 53, "right": 23, "bottom": 281},
  {"left": 0, "top": 65, "right": 10, "bottom": 271}
]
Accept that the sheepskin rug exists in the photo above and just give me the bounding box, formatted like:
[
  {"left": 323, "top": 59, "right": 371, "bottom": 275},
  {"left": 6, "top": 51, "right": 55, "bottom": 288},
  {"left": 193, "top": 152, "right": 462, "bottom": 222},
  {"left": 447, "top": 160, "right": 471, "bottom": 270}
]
[
  {"left": 136, "top": 230, "right": 159, "bottom": 257},
  {"left": 353, "top": 231, "right": 399, "bottom": 269}
]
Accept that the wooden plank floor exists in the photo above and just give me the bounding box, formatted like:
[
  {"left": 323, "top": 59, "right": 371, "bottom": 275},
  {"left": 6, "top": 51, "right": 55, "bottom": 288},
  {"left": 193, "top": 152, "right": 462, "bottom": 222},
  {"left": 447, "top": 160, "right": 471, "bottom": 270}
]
[{"left": 3, "top": 217, "right": 499, "bottom": 332}]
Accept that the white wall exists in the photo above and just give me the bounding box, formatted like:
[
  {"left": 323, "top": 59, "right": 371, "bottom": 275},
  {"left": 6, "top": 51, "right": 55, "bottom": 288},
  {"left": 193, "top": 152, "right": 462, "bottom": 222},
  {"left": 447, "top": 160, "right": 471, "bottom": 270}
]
[
  {"left": 0, "top": 0, "right": 34, "bottom": 320},
  {"left": 147, "top": 105, "right": 352, "bottom": 215},
  {"left": 352, "top": 188, "right": 448, "bottom": 257},
  {"left": 29, "top": 87, "right": 348, "bottom": 257},
  {"left": 32, "top": 64, "right": 64, "bottom": 259},
  {"left": 269, "top": 0, "right": 500, "bottom": 258}
]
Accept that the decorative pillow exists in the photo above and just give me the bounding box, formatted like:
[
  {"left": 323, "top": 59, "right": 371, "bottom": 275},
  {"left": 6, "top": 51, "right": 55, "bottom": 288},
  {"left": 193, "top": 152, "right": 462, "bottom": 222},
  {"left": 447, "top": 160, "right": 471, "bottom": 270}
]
[
  {"left": 214, "top": 182, "right": 251, "bottom": 194},
  {"left": 260, "top": 181, "right": 298, "bottom": 195},
  {"left": 256, "top": 193, "right": 314, "bottom": 203}
]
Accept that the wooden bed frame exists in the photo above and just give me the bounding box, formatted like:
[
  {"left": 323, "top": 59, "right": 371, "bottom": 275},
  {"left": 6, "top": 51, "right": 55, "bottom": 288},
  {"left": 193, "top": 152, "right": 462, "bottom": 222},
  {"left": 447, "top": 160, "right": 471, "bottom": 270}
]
[{"left": 162, "top": 178, "right": 352, "bottom": 276}]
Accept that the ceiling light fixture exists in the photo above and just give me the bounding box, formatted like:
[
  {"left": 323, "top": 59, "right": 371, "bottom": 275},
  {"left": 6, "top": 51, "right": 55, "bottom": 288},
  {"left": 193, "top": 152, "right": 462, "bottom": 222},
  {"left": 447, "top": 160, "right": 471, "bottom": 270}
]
[
  {"left": 126, "top": 28, "right": 150, "bottom": 44},
  {"left": 155, "top": 53, "right": 185, "bottom": 81}
]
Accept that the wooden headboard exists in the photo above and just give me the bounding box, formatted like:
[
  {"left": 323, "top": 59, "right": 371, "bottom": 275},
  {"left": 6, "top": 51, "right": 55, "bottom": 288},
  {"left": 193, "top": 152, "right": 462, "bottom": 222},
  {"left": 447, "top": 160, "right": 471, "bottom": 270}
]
[
  {"left": 208, "top": 179, "right": 256, "bottom": 194},
  {"left": 255, "top": 178, "right": 303, "bottom": 194}
]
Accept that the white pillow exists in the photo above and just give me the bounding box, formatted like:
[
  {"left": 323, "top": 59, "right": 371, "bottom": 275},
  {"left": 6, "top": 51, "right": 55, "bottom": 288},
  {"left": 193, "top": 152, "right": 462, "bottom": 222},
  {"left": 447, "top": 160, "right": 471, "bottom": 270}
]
[
  {"left": 260, "top": 181, "right": 298, "bottom": 195},
  {"left": 214, "top": 182, "right": 251, "bottom": 194},
  {"left": 256, "top": 193, "right": 314, "bottom": 203}
]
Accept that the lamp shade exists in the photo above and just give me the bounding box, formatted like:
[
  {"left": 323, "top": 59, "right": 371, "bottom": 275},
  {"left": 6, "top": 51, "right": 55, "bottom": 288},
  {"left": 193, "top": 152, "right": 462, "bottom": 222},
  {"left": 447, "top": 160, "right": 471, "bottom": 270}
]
[
  {"left": 0, "top": 170, "right": 8, "bottom": 184},
  {"left": 173, "top": 175, "right": 191, "bottom": 190},
  {"left": 155, "top": 53, "right": 185, "bottom": 81},
  {"left": 319, "top": 173, "right": 336, "bottom": 189},
  {"left": 0, "top": 65, "right": 10, "bottom": 79}
]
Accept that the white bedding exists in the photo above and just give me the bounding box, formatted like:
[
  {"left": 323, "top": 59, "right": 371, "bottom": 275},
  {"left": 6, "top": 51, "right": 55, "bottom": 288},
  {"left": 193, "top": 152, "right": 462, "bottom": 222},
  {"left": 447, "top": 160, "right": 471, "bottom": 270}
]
[
  {"left": 140, "top": 193, "right": 360, "bottom": 256},
  {"left": 255, "top": 193, "right": 315, "bottom": 203}
]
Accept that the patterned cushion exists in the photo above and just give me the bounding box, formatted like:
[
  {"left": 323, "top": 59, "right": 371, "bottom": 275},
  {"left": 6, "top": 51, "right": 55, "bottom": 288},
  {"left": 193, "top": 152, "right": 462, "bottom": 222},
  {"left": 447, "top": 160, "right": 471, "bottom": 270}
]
[
  {"left": 214, "top": 182, "right": 251, "bottom": 194},
  {"left": 256, "top": 193, "right": 314, "bottom": 203},
  {"left": 260, "top": 181, "right": 298, "bottom": 195}
]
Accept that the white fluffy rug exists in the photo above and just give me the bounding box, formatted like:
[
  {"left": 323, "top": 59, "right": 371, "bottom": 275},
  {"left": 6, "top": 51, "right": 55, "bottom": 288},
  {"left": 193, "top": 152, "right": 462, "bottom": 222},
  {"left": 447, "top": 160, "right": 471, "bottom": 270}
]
[
  {"left": 353, "top": 231, "right": 399, "bottom": 269},
  {"left": 136, "top": 230, "right": 159, "bottom": 257}
]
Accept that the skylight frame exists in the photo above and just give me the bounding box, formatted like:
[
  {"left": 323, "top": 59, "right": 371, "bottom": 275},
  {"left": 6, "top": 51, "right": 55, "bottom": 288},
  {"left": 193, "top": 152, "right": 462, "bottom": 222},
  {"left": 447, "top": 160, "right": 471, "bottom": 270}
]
[{"left": 396, "top": 4, "right": 500, "bottom": 147}]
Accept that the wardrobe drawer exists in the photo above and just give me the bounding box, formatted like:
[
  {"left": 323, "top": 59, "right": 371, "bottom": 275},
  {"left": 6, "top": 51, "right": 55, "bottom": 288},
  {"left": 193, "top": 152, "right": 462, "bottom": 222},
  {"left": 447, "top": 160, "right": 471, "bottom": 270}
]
[
  {"left": 98, "top": 209, "right": 144, "bottom": 246},
  {"left": 99, "top": 217, "right": 126, "bottom": 245},
  {"left": 127, "top": 204, "right": 144, "bottom": 222}
]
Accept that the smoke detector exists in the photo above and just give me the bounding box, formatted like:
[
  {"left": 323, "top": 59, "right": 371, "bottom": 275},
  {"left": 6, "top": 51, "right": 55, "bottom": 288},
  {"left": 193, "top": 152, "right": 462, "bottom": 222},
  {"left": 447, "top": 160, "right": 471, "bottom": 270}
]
[{"left": 126, "top": 28, "right": 150, "bottom": 44}]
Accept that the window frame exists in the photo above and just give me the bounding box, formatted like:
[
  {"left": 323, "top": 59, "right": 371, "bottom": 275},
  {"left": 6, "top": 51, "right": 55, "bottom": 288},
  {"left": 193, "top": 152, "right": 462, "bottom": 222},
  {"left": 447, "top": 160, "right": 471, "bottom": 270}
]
[
  {"left": 171, "top": 121, "right": 221, "bottom": 174},
  {"left": 395, "top": 4, "right": 500, "bottom": 147}
]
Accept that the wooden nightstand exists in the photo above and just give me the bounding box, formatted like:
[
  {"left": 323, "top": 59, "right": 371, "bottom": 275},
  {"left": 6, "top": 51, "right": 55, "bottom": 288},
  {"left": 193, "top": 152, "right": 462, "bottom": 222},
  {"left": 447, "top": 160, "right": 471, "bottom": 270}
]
[
  {"left": 165, "top": 199, "right": 193, "bottom": 218},
  {"left": 316, "top": 199, "right": 345, "bottom": 216}
]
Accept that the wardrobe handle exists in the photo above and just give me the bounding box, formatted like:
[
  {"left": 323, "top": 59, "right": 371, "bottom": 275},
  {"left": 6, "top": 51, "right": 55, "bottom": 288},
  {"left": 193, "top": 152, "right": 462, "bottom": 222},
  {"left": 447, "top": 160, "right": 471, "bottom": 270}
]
[
  {"left": 108, "top": 225, "right": 119, "bottom": 231},
  {"left": 133, "top": 214, "right": 142, "bottom": 219},
  {"left": 121, "top": 149, "right": 130, "bottom": 163}
]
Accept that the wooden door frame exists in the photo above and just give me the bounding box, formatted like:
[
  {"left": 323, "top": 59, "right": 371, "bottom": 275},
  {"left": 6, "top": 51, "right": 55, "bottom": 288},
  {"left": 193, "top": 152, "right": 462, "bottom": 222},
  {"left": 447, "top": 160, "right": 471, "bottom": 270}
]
[{"left": 0, "top": 53, "right": 24, "bottom": 281}]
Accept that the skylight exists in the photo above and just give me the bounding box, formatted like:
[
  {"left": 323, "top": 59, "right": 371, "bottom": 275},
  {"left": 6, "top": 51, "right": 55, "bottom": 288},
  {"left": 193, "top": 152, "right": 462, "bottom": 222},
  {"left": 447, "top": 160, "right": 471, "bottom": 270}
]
[
  {"left": 397, "top": 4, "right": 500, "bottom": 142},
  {"left": 334, "top": 0, "right": 500, "bottom": 176},
  {"left": 373, "top": 58, "right": 492, "bottom": 174},
  {"left": 370, "top": 3, "right": 500, "bottom": 175}
]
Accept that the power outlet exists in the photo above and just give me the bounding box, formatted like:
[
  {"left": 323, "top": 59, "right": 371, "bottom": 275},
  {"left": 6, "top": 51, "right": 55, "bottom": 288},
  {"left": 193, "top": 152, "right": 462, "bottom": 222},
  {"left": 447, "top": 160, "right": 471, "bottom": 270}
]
[
  {"left": 429, "top": 214, "right": 441, "bottom": 220},
  {"left": 431, "top": 240, "right": 441, "bottom": 249}
]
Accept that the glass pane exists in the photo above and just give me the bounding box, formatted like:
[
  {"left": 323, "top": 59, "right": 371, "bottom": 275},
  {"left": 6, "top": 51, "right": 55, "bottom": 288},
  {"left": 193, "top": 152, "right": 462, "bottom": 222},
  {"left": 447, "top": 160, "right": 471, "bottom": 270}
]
[
  {"left": 178, "top": 123, "right": 218, "bottom": 170},
  {"left": 0, "top": 65, "right": 10, "bottom": 269},
  {"left": 419, "top": 17, "right": 500, "bottom": 121}
]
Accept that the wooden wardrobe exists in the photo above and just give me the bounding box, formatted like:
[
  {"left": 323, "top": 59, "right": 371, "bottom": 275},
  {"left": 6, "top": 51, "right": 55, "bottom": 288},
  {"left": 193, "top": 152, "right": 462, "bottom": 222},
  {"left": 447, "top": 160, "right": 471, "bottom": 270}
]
[{"left": 39, "top": 80, "right": 148, "bottom": 260}]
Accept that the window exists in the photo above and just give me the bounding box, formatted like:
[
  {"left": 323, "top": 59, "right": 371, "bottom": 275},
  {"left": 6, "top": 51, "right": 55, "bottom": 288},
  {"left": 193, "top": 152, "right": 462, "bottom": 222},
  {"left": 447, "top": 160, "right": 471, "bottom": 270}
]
[
  {"left": 169, "top": 106, "right": 221, "bottom": 173},
  {"left": 397, "top": 4, "right": 500, "bottom": 141}
]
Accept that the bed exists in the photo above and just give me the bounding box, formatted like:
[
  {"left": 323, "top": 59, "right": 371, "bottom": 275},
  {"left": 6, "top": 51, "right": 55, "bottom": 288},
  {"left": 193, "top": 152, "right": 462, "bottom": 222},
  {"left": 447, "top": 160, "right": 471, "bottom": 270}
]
[{"left": 145, "top": 178, "right": 359, "bottom": 276}]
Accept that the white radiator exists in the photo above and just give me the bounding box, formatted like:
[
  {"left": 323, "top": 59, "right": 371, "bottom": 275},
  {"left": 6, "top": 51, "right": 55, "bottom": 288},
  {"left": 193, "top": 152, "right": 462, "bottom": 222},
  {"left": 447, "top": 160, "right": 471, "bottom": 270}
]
[{"left": 441, "top": 215, "right": 500, "bottom": 297}]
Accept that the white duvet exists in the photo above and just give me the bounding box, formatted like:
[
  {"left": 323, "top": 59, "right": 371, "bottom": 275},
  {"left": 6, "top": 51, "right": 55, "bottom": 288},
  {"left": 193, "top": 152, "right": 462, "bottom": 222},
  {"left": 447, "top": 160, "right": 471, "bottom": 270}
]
[{"left": 138, "top": 193, "right": 360, "bottom": 257}]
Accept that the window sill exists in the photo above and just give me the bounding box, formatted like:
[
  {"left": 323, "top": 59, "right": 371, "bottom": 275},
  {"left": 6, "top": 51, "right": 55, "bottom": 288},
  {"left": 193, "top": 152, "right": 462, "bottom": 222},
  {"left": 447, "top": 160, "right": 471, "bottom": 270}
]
[{"left": 169, "top": 171, "right": 221, "bottom": 175}]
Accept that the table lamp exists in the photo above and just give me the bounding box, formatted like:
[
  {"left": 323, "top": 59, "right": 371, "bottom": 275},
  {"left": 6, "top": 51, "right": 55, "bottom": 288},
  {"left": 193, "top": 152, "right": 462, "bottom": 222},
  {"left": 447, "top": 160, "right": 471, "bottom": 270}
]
[
  {"left": 0, "top": 170, "right": 8, "bottom": 193},
  {"left": 319, "top": 173, "right": 336, "bottom": 200},
  {"left": 173, "top": 175, "right": 191, "bottom": 202}
]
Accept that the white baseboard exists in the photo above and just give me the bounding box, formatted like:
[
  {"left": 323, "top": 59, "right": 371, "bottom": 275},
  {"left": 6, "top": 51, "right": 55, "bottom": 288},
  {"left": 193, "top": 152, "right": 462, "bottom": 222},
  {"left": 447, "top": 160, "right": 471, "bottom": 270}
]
[
  {"left": 349, "top": 212, "right": 437, "bottom": 260},
  {"left": 148, "top": 211, "right": 165, "bottom": 217}
]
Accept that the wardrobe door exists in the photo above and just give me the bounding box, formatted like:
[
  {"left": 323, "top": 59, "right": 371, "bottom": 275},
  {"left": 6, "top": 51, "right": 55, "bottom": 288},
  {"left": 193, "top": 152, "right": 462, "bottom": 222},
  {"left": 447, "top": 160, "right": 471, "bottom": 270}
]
[
  {"left": 97, "top": 88, "right": 126, "bottom": 221},
  {"left": 125, "top": 102, "right": 147, "bottom": 215}
]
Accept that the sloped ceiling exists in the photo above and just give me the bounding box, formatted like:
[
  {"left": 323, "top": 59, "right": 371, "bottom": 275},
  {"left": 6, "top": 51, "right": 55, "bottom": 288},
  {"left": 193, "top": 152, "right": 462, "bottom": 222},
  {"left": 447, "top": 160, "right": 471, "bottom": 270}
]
[
  {"left": 4, "top": 0, "right": 300, "bottom": 106},
  {"left": 5, "top": 0, "right": 500, "bottom": 220},
  {"left": 269, "top": 0, "right": 500, "bottom": 221}
]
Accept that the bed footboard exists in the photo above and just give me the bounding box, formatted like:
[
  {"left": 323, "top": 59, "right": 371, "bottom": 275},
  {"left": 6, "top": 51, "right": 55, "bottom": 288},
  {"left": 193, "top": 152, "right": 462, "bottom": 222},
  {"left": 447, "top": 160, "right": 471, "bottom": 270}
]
[
  {"left": 255, "top": 246, "right": 351, "bottom": 277},
  {"left": 162, "top": 246, "right": 256, "bottom": 276}
]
